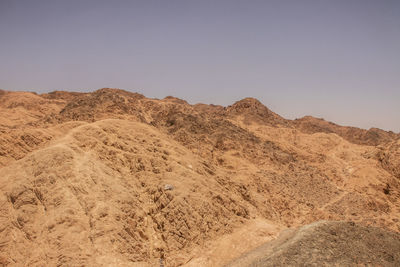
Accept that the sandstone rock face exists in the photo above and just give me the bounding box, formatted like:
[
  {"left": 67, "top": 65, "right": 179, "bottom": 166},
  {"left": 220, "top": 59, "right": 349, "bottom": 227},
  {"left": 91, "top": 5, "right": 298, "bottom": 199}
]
[
  {"left": 379, "top": 139, "right": 400, "bottom": 179},
  {"left": 0, "top": 88, "right": 399, "bottom": 266}
]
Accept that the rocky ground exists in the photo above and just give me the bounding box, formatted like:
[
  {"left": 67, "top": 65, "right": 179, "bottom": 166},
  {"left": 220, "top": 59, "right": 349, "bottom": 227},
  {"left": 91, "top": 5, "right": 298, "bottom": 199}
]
[{"left": 227, "top": 221, "right": 400, "bottom": 267}]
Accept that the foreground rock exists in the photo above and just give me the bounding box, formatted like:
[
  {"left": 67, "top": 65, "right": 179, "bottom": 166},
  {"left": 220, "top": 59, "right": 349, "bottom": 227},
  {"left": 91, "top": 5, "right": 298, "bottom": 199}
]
[{"left": 227, "top": 221, "right": 400, "bottom": 267}]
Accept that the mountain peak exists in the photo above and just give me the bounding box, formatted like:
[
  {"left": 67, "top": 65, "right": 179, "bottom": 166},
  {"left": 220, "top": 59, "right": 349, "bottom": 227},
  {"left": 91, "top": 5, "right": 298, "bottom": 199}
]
[
  {"left": 227, "top": 97, "right": 288, "bottom": 126},
  {"left": 229, "top": 97, "right": 267, "bottom": 111}
]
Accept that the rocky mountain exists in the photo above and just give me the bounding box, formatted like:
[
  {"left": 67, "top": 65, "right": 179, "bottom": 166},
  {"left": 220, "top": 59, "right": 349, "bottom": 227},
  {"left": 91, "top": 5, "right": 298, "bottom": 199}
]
[{"left": 0, "top": 88, "right": 399, "bottom": 266}]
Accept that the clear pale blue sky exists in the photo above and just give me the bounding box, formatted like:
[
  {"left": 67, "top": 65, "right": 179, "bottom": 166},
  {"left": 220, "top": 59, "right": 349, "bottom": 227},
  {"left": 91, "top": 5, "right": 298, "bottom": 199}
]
[{"left": 1, "top": 0, "right": 399, "bottom": 132}]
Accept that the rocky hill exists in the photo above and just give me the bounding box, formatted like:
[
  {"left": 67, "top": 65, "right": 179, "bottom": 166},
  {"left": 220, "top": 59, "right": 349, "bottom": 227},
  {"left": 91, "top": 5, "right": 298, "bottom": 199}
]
[
  {"left": 294, "top": 115, "right": 398, "bottom": 146},
  {"left": 0, "top": 88, "right": 399, "bottom": 266}
]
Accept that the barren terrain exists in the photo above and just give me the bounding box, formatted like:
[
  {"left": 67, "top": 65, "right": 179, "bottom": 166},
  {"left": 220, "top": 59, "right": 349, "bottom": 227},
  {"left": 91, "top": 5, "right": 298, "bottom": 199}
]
[{"left": 0, "top": 88, "right": 399, "bottom": 266}]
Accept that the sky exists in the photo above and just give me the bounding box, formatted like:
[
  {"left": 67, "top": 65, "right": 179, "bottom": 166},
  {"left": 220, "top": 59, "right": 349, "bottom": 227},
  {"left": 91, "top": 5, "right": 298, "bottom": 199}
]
[{"left": 0, "top": 0, "right": 399, "bottom": 132}]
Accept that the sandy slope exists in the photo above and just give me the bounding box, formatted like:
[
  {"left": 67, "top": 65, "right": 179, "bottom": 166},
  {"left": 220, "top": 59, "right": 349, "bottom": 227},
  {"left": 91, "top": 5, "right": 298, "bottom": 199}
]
[{"left": 0, "top": 88, "right": 399, "bottom": 266}]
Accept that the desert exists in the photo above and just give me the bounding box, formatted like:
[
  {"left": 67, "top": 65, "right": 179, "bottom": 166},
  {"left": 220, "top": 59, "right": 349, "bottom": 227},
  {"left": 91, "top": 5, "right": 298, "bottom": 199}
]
[{"left": 0, "top": 88, "right": 399, "bottom": 266}]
